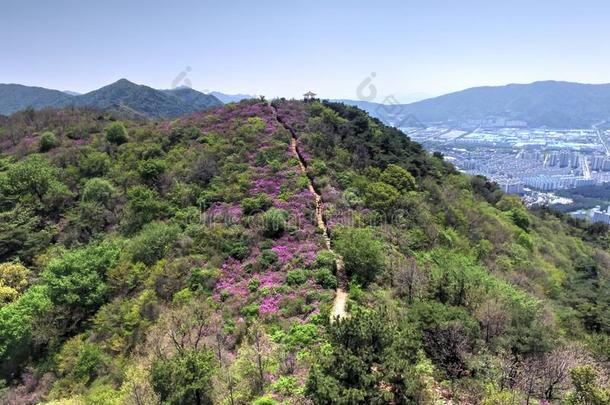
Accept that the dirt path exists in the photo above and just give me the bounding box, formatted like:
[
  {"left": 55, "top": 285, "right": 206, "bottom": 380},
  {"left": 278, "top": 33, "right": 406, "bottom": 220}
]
[{"left": 273, "top": 107, "right": 348, "bottom": 322}]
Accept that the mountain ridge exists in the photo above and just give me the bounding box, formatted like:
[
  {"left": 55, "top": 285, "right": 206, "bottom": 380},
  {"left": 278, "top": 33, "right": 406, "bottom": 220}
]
[
  {"left": 340, "top": 80, "right": 610, "bottom": 128},
  {"left": 0, "top": 79, "right": 222, "bottom": 118}
]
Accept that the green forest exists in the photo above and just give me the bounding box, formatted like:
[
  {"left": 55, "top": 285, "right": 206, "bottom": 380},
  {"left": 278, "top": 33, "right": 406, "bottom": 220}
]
[{"left": 0, "top": 100, "right": 608, "bottom": 404}]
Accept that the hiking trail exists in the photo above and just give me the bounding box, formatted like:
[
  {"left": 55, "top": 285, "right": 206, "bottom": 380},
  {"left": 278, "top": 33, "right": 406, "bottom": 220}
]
[{"left": 271, "top": 105, "right": 348, "bottom": 322}]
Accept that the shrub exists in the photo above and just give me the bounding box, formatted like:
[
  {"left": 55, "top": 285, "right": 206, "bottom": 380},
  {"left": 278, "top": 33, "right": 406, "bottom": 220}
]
[
  {"left": 188, "top": 267, "right": 220, "bottom": 292},
  {"left": 105, "top": 122, "right": 128, "bottom": 145},
  {"left": 257, "top": 249, "right": 278, "bottom": 270},
  {"left": 310, "top": 160, "right": 327, "bottom": 176},
  {"left": 127, "top": 222, "right": 180, "bottom": 266},
  {"left": 335, "top": 227, "right": 384, "bottom": 285},
  {"left": 39, "top": 131, "right": 58, "bottom": 152},
  {"left": 252, "top": 397, "right": 279, "bottom": 405},
  {"left": 272, "top": 376, "right": 299, "bottom": 396},
  {"left": 78, "top": 151, "right": 111, "bottom": 178},
  {"left": 122, "top": 185, "right": 168, "bottom": 233},
  {"left": 510, "top": 209, "right": 530, "bottom": 231},
  {"left": 82, "top": 178, "right": 116, "bottom": 206},
  {"left": 263, "top": 208, "right": 288, "bottom": 237},
  {"left": 286, "top": 268, "right": 307, "bottom": 286},
  {"left": 241, "top": 193, "right": 273, "bottom": 215},
  {"left": 315, "top": 268, "right": 337, "bottom": 289},
  {"left": 248, "top": 277, "right": 261, "bottom": 292},
  {"left": 314, "top": 251, "right": 336, "bottom": 269},
  {"left": 137, "top": 159, "right": 166, "bottom": 183},
  {"left": 566, "top": 365, "right": 610, "bottom": 404},
  {"left": 56, "top": 335, "right": 109, "bottom": 387}
]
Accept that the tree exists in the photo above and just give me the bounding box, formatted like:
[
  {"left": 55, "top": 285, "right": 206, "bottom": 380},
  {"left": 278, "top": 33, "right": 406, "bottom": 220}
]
[
  {"left": 0, "top": 285, "right": 52, "bottom": 379},
  {"left": 122, "top": 185, "right": 168, "bottom": 234},
  {"left": 364, "top": 182, "right": 400, "bottom": 212},
  {"left": 127, "top": 222, "right": 180, "bottom": 266},
  {"left": 305, "top": 308, "right": 423, "bottom": 404},
  {"left": 41, "top": 241, "right": 121, "bottom": 320},
  {"left": 406, "top": 302, "right": 480, "bottom": 379},
  {"left": 565, "top": 366, "right": 610, "bottom": 405},
  {"left": 151, "top": 348, "right": 216, "bottom": 405},
  {"left": 392, "top": 256, "right": 425, "bottom": 304},
  {"left": 106, "top": 122, "right": 128, "bottom": 145},
  {"left": 380, "top": 164, "right": 416, "bottom": 191},
  {"left": 335, "top": 227, "right": 384, "bottom": 285},
  {"left": 0, "top": 262, "right": 30, "bottom": 305},
  {"left": 0, "top": 156, "right": 70, "bottom": 213},
  {"left": 82, "top": 178, "right": 117, "bottom": 207}
]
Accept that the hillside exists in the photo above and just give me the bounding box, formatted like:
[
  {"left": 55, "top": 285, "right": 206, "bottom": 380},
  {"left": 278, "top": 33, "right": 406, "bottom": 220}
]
[
  {"left": 0, "top": 101, "right": 609, "bottom": 404},
  {"left": 0, "top": 84, "right": 73, "bottom": 115},
  {"left": 343, "top": 81, "right": 610, "bottom": 128},
  {"left": 0, "top": 80, "right": 223, "bottom": 119}
]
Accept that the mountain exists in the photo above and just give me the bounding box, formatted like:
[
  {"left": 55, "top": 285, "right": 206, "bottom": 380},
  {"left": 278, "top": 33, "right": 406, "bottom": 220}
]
[
  {"left": 210, "top": 91, "right": 254, "bottom": 103},
  {"left": 0, "top": 84, "right": 73, "bottom": 115},
  {"left": 1, "top": 100, "right": 608, "bottom": 404},
  {"left": 331, "top": 99, "right": 426, "bottom": 127},
  {"left": 0, "top": 79, "right": 222, "bottom": 118},
  {"left": 341, "top": 81, "right": 610, "bottom": 128},
  {"left": 162, "top": 86, "right": 223, "bottom": 111},
  {"left": 73, "top": 79, "right": 222, "bottom": 119}
]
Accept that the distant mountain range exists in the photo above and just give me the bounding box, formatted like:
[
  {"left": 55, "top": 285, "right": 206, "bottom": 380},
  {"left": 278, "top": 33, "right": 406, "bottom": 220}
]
[
  {"left": 340, "top": 81, "right": 610, "bottom": 129},
  {"left": 210, "top": 91, "right": 254, "bottom": 104},
  {"left": 0, "top": 79, "right": 223, "bottom": 118},
  {"left": 4, "top": 80, "right": 610, "bottom": 127}
]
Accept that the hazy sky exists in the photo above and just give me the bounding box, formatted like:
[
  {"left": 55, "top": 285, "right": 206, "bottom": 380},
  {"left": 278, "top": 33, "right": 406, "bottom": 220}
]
[{"left": 2, "top": 0, "right": 610, "bottom": 101}]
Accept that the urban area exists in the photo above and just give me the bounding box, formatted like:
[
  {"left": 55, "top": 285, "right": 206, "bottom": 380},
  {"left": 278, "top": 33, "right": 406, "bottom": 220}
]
[{"left": 405, "top": 125, "right": 610, "bottom": 224}]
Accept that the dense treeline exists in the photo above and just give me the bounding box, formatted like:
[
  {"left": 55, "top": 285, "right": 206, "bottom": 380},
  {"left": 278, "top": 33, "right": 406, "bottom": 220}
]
[{"left": 0, "top": 100, "right": 608, "bottom": 404}]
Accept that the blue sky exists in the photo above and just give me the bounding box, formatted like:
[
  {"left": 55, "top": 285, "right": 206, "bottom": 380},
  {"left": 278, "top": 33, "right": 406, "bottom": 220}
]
[{"left": 2, "top": 0, "right": 610, "bottom": 101}]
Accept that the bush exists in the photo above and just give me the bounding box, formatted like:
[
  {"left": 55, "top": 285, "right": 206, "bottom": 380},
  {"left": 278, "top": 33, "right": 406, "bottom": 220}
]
[
  {"left": 82, "top": 178, "right": 116, "bottom": 206},
  {"left": 252, "top": 397, "right": 279, "bottom": 405},
  {"left": 257, "top": 249, "right": 278, "bottom": 270},
  {"left": 55, "top": 335, "right": 110, "bottom": 392},
  {"left": 137, "top": 159, "right": 166, "bottom": 183},
  {"left": 510, "top": 209, "right": 530, "bottom": 231},
  {"left": 286, "top": 268, "right": 307, "bottom": 286},
  {"left": 315, "top": 268, "right": 337, "bottom": 289},
  {"left": 188, "top": 267, "right": 220, "bottom": 292},
  {"left": 241, "top": 193, "right": 273, "bottom": 215},
  {"left": 105, "top": 122, "right": 128, "bottom": 145},
  {"left": 263, "top": 208, "right": 288, "bottom": 237},
  {"left": 310, "top": 160, "right": 327, "bottom": 176},
  {"left": 122, "top": 185, "right": 168, "bottom": 233},
  {"left": 39, "top": 131, "right": 58, "bottom": 152},
  {"left": 127, "top": 222, "right": 180, "bottom": 266},
  {"left": 314, "top": 251, "right": 336, "bottom": 269},
  {"left": 335, "top": 227, "right": 384, "bottom": 284},
  {"left": 78, "top": 151, "right": 111, "bottom": 178}
]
